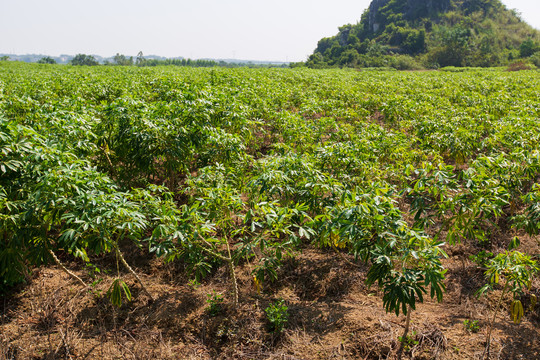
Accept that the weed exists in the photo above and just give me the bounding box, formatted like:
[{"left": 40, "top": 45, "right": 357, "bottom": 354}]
[
  {"left": 398, "top": 330, "right": 418, "bottom": 352},
  {"left": 188, "top": 278, "right": 201, "bottom": 290},
  {"left": 216, "top": 322, "right": 236, "bottom": 342},
  {"left": 469, "top": 250, "right": 494, "bottom": 268},
  {"left": 265, "top": 299, "right": 289, "bottom": 333},
  {"left": 86, "top": 263, "right": 104, "bottom": 296},
  {"left": 206, "top": 291, "right": 224, "bottom": 316},
  {"left": 463, "top": 319, "right": 480, "bottom": 333}
]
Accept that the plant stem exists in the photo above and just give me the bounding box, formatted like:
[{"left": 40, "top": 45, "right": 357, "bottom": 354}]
[
  {"left": 48, "top": 249, "right": 87, "bottom": 288},
  {"left": 102, "top": 142, "right": 116, "bottom": 178},
  {"left": 332, "top": 245, "right": 362, "bottom": 268},
  {"left": 115, "top": 247, "right": 154, "bottom": 301},
  {"left": 225, "top": 236, "right": 239, "bottom": 308},
  {"left": 397, "top": 304, "right": 412, "bottom": 360},
  {"left": 196, "top": 234, "right": 238, "bottom": 307},
  {"left": 197, "top": 235, "right": 230, "bottom": 261},
  {"left": 482, "top": 281, "right": 509, "bottom": 360}
]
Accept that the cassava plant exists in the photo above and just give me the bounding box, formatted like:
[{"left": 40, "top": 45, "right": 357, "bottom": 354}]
[
  {"left": 241, "top": 199, "right": 314, "bottom": 286},
  {"left": 153, "top": 164, "right": 245, "bottom": 307},
  {"left": 476, "top": 237, "right": 539, "bottom": 359},
  {"left": 366, "top": 228, "right": 446, "bottom": 359},
  {"left": 0, "top": 118, "right": 177, "bottom": 302},
  {"left": 316, "top": 184, "right": 447, "bottom": 360}
]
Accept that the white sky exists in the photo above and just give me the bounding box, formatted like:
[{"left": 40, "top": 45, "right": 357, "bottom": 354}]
[{"left": 0, "top": 0, "right": 538, "bottom": 62}]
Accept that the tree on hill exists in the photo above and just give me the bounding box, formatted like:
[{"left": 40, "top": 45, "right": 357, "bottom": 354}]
[
  {"left": 520, "top": 39, "right": 539, "bottom": 58},
  {"left": 71, "top": 54, "right": 99, "bottom": 66},
  {"left": 428, "top": 26, "right": 471, "bottom": 67}
]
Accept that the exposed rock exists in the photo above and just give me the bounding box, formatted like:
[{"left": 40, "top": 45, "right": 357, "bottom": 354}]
[
  {"left": 368, "top": 0, "right": 390, "bottom": 33},
  {"left": 368, "top": 0, "right": 451, "bottom": 32}
]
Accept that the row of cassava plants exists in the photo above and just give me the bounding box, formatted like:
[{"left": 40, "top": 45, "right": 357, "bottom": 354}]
[{"left": 1, "top": 62, "right": 540, "bottom": 357}]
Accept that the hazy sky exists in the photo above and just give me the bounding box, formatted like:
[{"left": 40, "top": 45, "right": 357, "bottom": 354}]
[{"left": 1, "top": 0, "right": 538, "bottom": 62}]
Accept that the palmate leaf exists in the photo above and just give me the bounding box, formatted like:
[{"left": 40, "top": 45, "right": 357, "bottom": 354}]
[
  {"left": 508, "top": 236, "right": 521, "bottom": 251},
  {"left": 511, "top": 300, "right": 524, "bottom": 324},
  {"left": 107, "top": 278, "right": 131, "bottom": 308},
  {"left": 475, "top": 283, "right": 493, "bottom": 298}
]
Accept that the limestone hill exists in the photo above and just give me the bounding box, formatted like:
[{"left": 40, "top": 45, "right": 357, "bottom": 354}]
[{"left": 306, "top": 0, "right": 540, "bottom": 68}]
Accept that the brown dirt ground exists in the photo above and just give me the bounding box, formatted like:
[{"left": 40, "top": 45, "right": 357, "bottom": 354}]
[{"left": 2, "top": 240, "right": 540, "bottom": 360}]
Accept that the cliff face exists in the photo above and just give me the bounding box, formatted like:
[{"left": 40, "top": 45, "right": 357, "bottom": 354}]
[
  {"left": 368, "top": 0, "right": 389, "bottom": 32},
  {"left": 368, "top": 0, "right": 451, "bottom": 32},
  {"left": 403, "top": 0, "right": 451, "bottom": 20}
]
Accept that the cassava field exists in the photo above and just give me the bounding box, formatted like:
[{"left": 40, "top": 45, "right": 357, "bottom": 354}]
[{"left": 1, "top": 62, "right": 540, "bottom": 359}]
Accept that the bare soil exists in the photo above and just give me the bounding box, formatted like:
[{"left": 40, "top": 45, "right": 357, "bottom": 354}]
[{"left": 2, "top": 241, "right": 540, "bottom": 360}]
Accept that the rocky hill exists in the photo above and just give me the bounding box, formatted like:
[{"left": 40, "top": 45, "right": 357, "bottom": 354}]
[{"left": 306, "top": 0, "right": 540, "bottom": 68}]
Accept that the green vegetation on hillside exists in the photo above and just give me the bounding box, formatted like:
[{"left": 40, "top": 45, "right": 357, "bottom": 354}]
[{"left": 307, "top": 0, "right": 540, "bottom": 69}]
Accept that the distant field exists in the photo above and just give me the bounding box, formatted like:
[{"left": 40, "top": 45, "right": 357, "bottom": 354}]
[{"left": 2, "top": 63, "right": 540, "bottom": 359}]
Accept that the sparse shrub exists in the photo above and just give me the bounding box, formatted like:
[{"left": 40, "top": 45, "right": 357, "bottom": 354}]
[
  {"left": 439, "top": 66, "right": 467, "bottom": 72},
  {"left": 530, "top": 53, "right": 540, "bottom": 68},
  {"left": 507, "top": 61, "right": 533, "bottom": 71},
  {"left": 390, "top": 55, "right": 423, "bottom": 70}
]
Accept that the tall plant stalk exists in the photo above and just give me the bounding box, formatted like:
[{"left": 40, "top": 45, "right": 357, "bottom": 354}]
[{"left": 115, "top": 246, "right": 154, "bottom": 301}]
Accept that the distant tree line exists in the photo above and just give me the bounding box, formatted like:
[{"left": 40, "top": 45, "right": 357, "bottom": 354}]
[
  {"left": 136, "top": 56, "right": 220, "bottom": 67},
  {"left": 65, "top": 52, "right": 287, "bottom": 68},
  {"left": 1, "top": 52, "right": 288, "bottom": 68},
  {"left": 131, "top": 52, "right": 287, "bottom": 68}
]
